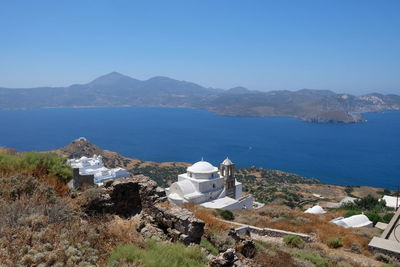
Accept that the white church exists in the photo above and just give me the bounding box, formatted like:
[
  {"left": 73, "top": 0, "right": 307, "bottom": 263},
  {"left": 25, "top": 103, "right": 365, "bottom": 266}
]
[
  {"left": 166, "top": 158, "right": 253, "bottom": 210},
  {"left": 67, "top": 155, "right": 129, "bottom": 184}
]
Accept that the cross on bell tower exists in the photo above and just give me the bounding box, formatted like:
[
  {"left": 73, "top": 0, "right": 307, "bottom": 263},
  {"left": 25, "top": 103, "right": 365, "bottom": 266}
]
[{"left": 220, "top": 157, "right": 236, "bottom": 199}]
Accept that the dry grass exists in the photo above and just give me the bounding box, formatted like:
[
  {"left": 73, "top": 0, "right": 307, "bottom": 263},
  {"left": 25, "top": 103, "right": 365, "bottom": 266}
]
[
  {"left": 183, "top": 203, "right": 233, "bottom": 232},
  {"left": 0, "top": 151, "right": 144, "bottom": 265},
  {"left": 254, "top": 247, "right": 299, "bottom": 267},
  {"left": 0, "top": 152, "right": 70, "bottom": 196},
  {"left": 234, "top": 205, "right": 373, "bottom": 254},
  {"left": 107, "top": 217, "right": 144, "bottom": 246},
  {"left": 157, "top": 201, "right": 172, "bottom": 208}
]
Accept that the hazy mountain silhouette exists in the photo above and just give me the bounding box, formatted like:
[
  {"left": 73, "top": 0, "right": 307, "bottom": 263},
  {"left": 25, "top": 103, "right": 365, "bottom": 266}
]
[{"left": 0, "top": 72, "right": 399, "bottom": 123}]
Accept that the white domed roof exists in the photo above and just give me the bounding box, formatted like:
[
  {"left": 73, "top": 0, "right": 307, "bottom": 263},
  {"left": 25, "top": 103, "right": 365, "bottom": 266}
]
[
  {"left": 187, "top": 160, "right": 218, "bottom": 173},
  {"left": 304, "top": 205, "right": 326, "bottom": 214},
  {"left": 222, "top": 157, "right": 233, "bottom": 165}
]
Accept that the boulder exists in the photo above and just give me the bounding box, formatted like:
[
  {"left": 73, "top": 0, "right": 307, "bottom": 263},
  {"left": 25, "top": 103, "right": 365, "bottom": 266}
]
[
  {"left": 235, "top": 240, "right": 256, "bottom": 258},
  {"left": 209, "top": 249, "right": 243, "bottom": 267},
  {"left": 228, "top": 228, "right": 256, "bottom": 258}
]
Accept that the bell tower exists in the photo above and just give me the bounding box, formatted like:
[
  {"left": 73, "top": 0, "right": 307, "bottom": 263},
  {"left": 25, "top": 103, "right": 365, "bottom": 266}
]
[{"left": 220, "top": 157, "right": 236, "bottom": 199}]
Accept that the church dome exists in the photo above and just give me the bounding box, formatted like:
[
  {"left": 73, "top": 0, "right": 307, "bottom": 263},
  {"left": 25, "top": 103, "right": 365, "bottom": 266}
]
[
  {"left": 187, "top": 160, "right": 218, "bottom": 173},
  {"left": 222, "top": 157, "right": 233, "bottom": 165}
]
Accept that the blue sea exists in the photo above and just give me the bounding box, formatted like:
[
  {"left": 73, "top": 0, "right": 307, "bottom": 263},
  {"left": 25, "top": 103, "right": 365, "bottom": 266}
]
[{"left": 1, "top": 107, "right": 399, "bottom": 189}]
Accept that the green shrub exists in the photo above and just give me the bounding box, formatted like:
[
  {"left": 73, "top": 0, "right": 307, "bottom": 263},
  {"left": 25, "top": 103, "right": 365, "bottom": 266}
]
[
  {"left": 383, "top": 189, "right": 392, "bottom": 196},
  {"left": 382, "top": 213, "right": 395, "bottom": 223},
  {"left": 344, "top": 210, "right": 361, "bottom": 218},
  {"left": 350, "top": 243, "right": 362, "bottom": 254},
  {"left": 345, "top": 186, "right": 354, "bottom": 194},
  {"left": 283, "top": 235, "right": 305, "bottom": 249},
  {"left": 365, "top": 211, "right": 381, "bottom": 226},
  {"left": 341, "top": 195, "right": 387, "bottom": 212},
  {"left": 200, "top": 237, "right": 218, "bottom": 256},
  {"left": 294, "top": 251, "right": 330, "bottom": 267},
  {"left": 0, "top": 151, "right": 72, "bottom": 182},
  {"left": 108, "top": 239, "right": 207, "bottom": 267},
  {"left": 216, "top": 209, "right": 234, "bottom": 221},
  {"left": 326, "top": 237, "right": 343, "bottom": 248}
]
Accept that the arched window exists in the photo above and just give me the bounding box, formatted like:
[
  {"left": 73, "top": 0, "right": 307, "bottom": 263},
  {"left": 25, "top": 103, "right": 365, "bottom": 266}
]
[{"left": 213, "top": 184, "right": 216, "bottom": 188}]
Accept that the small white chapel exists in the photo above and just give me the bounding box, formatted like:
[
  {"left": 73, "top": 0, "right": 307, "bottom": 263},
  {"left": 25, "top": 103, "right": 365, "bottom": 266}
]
[{"left": 165, "top": 158, "right": 253, "bottom": 210}]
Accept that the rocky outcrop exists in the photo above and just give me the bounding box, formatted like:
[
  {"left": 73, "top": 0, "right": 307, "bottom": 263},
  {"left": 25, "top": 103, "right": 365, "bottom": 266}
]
[
  {"left": 209, "top": 249, "right": 243, "bottom": 267},
  {"left": 139, "top": 203, "right": 205, "bottom": 245},
  {"left": 80, "top": 175, "right": 161, "bottom": 216},
  {"left": 228, "top": 228, "right": 256, "bottom": 259},
  {"left": 80, "top": 175, "right": 204, "bottom": 244},
  {"left": 53, "top": 138, "right": 136, "bottom": 168}
]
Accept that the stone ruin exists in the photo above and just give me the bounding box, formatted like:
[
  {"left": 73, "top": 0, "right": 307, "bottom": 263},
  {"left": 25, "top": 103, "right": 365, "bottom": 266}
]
[
  {"left": 79, "top": 175, "right": 258, "bottom": 266},
  {"left": 80, "top": 175, "right": 205, "bottom": 244}
]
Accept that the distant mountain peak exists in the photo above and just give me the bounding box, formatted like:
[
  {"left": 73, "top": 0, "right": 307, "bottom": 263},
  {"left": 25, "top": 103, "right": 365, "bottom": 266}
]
[
  {"left": 146, "top": 76, "right": 177, "bottom": 82},
  {"left": 88, "top": 72, "right": 139, "bottom": 86},
  {"left": 98, "top": 71, "right": 126, "bottom": 79},
  {"left": 226, "top": 86, "right": 250, "bottom": 94}
]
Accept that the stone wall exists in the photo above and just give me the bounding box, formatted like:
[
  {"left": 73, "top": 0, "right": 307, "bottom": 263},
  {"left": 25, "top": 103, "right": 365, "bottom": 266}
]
[
  {"left": 144, "top": 203, "right": 205, "bottom": 244},
  {"left": 72, "top": 168, "right": 94, "bottom": 188},
  {"left": 236, "top": 225, "right": 312, "bottom": 242}
]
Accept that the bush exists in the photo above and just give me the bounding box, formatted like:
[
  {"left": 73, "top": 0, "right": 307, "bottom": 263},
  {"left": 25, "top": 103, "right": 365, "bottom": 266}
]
[
  {"left": 326, "top": 237, "right": 343, "bottom": 248},
  {"left": 200, "top": 237, "right": 218, "bottom": 256},
  {"left": 365, "top": 211, "right": 381, "bottom": 226},
  {"left": 107, "top": 239, "right": 207, "bottom": 267},
  {"left": 344, "top": 210, "right": 361, "bottom": 218},
  {"left": 350, "top": 243, "right": 362, "bottom": 254},
  {"left": 294, "top": 251, "right": 330, "bottom": 267},
  {"left": 283, "top": 235, "right": 305, "bottom": 249},
  {"left": 341, "top": 194, "right": 387, "bottom": 213},
  {"left": 216, "top": 209, "right": 234, "bottom": 221},
  {"left": 382, "top": 213, "right": 395, "bottom": 223},
  {"left": 0, "top": 175, "right": 54, "bottom": 202},
  {"left": 0, "top": 151, "right": 72, "bottom": 183},
  {"left": 0, "top": 193, "right": 74, "bottom": 228},
  {"left": 375, "top": 252, "right": 399, "bottom": 264},
  {"left": 345, "top": 186, "right": 354, "bottom": 194}
]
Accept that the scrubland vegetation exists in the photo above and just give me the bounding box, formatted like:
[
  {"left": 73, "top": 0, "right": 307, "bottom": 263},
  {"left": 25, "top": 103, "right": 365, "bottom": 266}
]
[
  {"left": 234, "top": 205, "right": 375, "bottom": 253},
  {"left": 0, "top": 150, "right": 112, "bottom": 265},
  {"left": 108, "top": 239, "right": 207, "bottom": 267},
  {"left": 0, "top": 149, "right": 207, "bottom": 266}
]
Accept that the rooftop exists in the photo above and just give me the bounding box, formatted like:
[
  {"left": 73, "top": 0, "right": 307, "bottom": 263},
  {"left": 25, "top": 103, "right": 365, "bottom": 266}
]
[{"left": 187, "top": 160, "right": 218, "bottom": 173}]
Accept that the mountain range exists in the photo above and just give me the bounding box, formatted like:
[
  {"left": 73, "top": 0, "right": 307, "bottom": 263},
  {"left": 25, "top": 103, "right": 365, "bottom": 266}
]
[{"left": 1, "top": 72, "right": 399, "bottom": 123}]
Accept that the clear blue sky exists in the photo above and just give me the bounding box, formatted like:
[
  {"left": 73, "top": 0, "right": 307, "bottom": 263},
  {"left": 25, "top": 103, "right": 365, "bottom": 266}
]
[{"left": 1, "top": 0, "right": 399, "bottom": 94}]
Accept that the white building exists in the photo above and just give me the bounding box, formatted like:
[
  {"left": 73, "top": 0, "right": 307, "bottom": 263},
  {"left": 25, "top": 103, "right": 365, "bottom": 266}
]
[
  {"left": 67, "top": 155, "right": 129, "bottom": 184},
  {"left": 165, "top": 158, "right": 253, "bottom": 210},
  {"left": 382, "top": 195, "right": 400, "bottom": 209},
  {"left": 330, "top": 214, "right": 373, "bottom": 228},
  {"left": 304, "top": 205, "right": 326, "bottom": 214}
]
